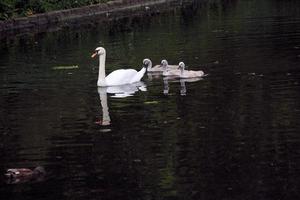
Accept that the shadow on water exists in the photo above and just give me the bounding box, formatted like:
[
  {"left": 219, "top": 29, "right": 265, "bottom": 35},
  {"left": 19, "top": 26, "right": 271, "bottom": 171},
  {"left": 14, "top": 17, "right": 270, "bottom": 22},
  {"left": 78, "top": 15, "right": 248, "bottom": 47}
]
[{"left": 0, "top": 0, "right": 300, "bottom": 200}]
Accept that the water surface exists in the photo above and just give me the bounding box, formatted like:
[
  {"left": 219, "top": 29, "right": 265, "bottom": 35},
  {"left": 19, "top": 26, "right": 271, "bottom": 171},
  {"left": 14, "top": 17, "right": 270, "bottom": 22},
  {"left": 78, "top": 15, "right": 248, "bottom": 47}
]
[{"left": 0, "top": 0, "right": 300, "bottom": 199}]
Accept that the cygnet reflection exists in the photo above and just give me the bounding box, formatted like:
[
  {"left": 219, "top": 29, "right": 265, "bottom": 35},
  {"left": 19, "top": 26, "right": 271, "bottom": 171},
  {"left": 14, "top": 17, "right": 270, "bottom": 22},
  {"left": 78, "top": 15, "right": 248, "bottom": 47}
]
[
  {"left": 180, "top": 79, "right": 187, "bottom": 96},
  {"left": 97, "top": 82, "right": 147, "bottom": 126},
  {"left": 147, "top": 72, "right": 161, "bottom": 81},
  {"left": 163, "top": 77, "right": 202, "bottom": 96},
  {"left": 163, "top": 76, "right": 172, "bottom": 95}
]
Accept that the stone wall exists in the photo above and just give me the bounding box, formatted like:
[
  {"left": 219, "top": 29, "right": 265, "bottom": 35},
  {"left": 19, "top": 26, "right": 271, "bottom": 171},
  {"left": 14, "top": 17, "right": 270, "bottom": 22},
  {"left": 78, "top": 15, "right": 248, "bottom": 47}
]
[{"left": 0, "top": 0, "right": 193, "bottom": 38}]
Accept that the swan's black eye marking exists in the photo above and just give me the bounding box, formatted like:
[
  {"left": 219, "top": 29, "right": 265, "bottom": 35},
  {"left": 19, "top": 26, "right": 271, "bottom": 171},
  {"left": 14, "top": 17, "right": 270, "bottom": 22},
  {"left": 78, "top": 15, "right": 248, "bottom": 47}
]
[{"left": 143, "top": 59, "right": 150, "bottom": 65}]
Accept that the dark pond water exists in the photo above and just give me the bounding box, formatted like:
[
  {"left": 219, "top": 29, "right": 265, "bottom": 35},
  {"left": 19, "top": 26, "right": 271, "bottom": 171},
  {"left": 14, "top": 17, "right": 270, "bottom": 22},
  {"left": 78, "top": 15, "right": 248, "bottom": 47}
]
[{"left": 0, "top": 0, "right": 300, "bottom": 199}]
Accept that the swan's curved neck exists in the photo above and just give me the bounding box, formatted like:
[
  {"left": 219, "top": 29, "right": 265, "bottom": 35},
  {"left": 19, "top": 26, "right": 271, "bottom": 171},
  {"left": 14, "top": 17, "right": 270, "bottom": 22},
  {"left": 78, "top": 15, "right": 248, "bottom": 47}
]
[
  {"left": 147, "top": 60, "right": 153, "bottom": 71},
  {"left": 163, "top": 64, "right": 167, "bottom": 71},
  {"left": 180, "top": 66, "right": 184, "bottom": 75},
  {"left": 98, "top": 53, "right": 106, "bottom": 86}
]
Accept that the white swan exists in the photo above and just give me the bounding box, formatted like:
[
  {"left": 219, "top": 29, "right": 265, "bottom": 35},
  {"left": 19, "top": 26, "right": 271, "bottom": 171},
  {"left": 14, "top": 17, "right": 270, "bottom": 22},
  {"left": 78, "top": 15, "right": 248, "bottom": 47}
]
[
  {"left": 92, "top": 47, "right": 146, "bottom": 86},
  {"left": 178, "top": 62, "right": 205, "bottom": 78},
  {"left": 143, "top": 58, "right": 178, "bottom": 72}
]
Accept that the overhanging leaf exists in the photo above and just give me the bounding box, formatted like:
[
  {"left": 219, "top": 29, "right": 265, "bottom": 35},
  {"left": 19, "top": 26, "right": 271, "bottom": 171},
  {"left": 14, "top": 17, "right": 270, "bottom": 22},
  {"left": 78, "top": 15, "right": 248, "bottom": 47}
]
[
  {"left": 52, "top": 65, "right": 79, "bottom": 70},
  {"left": 144, "top": 101, "right": 159, "bottom": 105}
]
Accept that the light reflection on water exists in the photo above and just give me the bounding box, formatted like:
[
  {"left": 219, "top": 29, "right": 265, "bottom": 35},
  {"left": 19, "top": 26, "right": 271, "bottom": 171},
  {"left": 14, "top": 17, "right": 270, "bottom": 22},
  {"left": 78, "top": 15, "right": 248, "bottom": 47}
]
[{"left": 0, "top": 0, "right": 300, "bottom": 200}]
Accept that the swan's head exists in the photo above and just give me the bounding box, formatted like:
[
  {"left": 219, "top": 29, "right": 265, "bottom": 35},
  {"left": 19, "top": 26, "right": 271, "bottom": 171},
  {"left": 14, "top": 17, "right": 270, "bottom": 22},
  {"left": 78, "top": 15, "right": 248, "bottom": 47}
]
[
  {"left": 143, "top": 58, "right": 152, "bottom": 69},
  {"left": 178, "top": 62, "right": 185, "bottom": 71},
  {"left": 160, "top": 59, "right": 168, "bottom": 70},
  {"left": 91, "top": 47, "right": 106, "bottom": 58}
]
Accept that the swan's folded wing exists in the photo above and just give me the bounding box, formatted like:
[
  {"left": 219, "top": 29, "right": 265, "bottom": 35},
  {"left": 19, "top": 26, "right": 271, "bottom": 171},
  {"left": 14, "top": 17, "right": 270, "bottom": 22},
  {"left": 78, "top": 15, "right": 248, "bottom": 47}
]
[
  {"left": 168, "top": 65, "right": 179, "bottom": 70},
  {"left": 182, "top": 70, "right": 204, "bottom": 78},
  {"left": 192, "top": 70, "right": 204, "bottom": 77},
  {"left": 105, "top": 69, "right": 138, "bottom": 86},
  {"left": 163, "top": 69, "right": 181, "bottom": 76},
  {"left": 149, "top": 65, "right": 163, "bottom": 72}
]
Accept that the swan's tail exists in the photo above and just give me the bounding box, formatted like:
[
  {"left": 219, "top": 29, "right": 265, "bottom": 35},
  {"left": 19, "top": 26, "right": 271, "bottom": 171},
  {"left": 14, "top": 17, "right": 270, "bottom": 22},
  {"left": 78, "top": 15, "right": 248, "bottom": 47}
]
[{"left": 130, "top": 67, "right": 146, "bottom": 84}]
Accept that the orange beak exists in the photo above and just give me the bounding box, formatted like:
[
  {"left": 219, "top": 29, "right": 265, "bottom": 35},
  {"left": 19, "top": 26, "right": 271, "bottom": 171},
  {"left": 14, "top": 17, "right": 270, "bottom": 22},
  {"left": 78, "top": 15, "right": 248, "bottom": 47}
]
[{"left": 91, "top": 52, "right": 97, "bottom": 58}]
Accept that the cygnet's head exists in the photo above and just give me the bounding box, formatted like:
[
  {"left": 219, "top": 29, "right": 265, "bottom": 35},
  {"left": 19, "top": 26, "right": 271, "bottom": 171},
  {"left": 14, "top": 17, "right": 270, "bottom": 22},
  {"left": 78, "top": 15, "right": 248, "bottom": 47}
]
[
  {"left": 5, "top": 169, "right": 20, "bottom": 178},
  {"left": 161, "top": 59, "right": 168, "bottom": 68},
  {"left": 91, "top": 47, "right": 106, "bottom": 58},
  {"left": 178, "top": 62, "right": 185, "bottom": 70},
  {"left": 33, "top": 166, "right": 46, "bottom": 175},
  {"left": 143, "top": 58, "right": 152, "bottom": 68}
]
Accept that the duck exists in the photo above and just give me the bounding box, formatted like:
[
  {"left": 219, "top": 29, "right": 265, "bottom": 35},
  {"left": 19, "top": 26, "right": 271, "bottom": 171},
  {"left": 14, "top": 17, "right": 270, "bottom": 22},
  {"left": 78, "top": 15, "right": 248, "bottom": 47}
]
[
  {"left": 143, "top": 58, "right": 178, "bottom": 72},
  {"left": 91, "top": 47, "right": 146, "bottom": 86},
  {"left": 5, "top": 166, "right": 45, "bottom": 184},
  {"left": 178, "top": 62, "right": 205, "bottom": 78},
  {"left": 161, "top": 60, "right": 181, "bottom": 76}
]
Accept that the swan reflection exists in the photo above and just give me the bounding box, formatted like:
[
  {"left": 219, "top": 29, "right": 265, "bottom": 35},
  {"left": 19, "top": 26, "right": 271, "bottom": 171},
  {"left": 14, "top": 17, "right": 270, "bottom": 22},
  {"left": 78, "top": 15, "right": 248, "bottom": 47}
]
[{"left": 97, "top": 82, "right": 147, "bottom": 127}]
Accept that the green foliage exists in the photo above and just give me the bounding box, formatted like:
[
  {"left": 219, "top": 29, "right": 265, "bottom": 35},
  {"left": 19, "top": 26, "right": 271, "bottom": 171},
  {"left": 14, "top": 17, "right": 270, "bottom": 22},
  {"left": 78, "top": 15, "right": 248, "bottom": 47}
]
[
  {"left": 0, "top": 0, "right": 109, "bottom": 20},
  {"left": 0, "top": 0, "right": 15, "bottom": 20}
]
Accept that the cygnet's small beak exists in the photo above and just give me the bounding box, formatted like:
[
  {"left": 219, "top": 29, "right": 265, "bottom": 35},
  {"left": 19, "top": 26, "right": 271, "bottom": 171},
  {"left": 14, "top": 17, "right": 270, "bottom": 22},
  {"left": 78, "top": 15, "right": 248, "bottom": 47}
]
[{"left": 91, "top": 52, "right": 97, "bottom": 58}]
